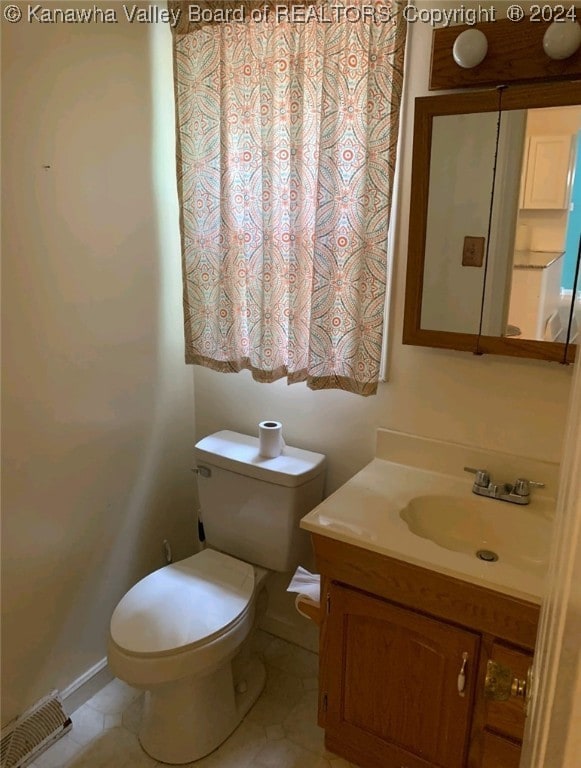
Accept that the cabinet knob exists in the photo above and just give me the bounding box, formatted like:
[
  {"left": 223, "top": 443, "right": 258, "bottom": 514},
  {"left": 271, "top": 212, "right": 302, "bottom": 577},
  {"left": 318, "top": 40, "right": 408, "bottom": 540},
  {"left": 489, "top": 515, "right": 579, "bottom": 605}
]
[{"left": 485, "top": 660, "right": 529, "bottom": 702}]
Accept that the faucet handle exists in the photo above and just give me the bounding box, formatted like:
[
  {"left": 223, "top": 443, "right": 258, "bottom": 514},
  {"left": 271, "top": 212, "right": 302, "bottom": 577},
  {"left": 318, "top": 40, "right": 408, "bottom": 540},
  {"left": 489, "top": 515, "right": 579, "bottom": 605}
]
[
  {"left": 464, "top": 467, "right": 490, "bottom": 488},
  {"left": 513, "top": 478, "right": 545, "bottom": 497}
]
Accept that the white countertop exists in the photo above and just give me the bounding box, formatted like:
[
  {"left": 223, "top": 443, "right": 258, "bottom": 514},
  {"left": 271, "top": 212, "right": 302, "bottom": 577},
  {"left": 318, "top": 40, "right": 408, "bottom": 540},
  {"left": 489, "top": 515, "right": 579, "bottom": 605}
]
[{"left": 301, "top": 458, "right": 555, "bottom": 605}]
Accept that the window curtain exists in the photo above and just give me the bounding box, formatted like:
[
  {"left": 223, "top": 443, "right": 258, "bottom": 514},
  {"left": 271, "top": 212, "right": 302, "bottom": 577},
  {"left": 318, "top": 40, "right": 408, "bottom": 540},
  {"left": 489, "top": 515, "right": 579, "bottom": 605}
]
[{"left": 171, "top": 1, "right": 407, "bottom": 395}]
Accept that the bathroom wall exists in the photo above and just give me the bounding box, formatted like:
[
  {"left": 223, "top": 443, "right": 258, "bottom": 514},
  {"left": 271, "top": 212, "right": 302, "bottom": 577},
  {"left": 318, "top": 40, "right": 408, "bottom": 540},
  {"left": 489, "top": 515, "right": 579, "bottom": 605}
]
[
  {"left": 193, "top": 12, "right": 574, "bottom": 641},
  {"left": 1, "top": 7, "right": 197, "bottom": 726},
  {"left": 194, "top": 16, "right": 573, "bottom": 491}
]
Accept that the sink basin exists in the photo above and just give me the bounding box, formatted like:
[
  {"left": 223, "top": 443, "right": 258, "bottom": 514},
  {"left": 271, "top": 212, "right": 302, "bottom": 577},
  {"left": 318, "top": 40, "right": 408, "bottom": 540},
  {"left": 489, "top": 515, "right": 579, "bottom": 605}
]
[{"left": 400, "top": 495, "right": 551, "bottom": 574}]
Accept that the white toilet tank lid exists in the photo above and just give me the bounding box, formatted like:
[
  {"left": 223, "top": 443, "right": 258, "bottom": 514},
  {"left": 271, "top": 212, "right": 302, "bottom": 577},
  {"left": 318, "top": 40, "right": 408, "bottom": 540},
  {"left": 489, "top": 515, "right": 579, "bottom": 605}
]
[
  {"left": 194, "top": 430, "right": 326, "bottom": 488},
  {"left": 109, "top": 550, "right": 254, "bottom": 655}
]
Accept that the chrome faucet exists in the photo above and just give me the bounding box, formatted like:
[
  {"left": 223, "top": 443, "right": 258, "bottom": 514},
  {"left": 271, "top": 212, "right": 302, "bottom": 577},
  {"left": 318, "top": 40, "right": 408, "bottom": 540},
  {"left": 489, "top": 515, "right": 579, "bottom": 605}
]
[{"left": 464, "top": 467, "right": 545, "bottom": 505}]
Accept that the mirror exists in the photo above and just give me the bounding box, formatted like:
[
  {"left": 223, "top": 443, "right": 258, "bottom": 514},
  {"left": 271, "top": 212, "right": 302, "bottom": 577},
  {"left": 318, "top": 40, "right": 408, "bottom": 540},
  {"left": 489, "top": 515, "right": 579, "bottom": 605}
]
[{"left": 404, "top": 82, "right": 581, "bottom": 363}]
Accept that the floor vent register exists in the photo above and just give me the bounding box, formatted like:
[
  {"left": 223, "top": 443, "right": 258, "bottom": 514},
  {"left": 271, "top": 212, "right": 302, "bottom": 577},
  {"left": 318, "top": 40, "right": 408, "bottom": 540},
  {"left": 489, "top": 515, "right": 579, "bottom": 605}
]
[{"left": 0, "top": 692, "right": 72, "bottom": 768}]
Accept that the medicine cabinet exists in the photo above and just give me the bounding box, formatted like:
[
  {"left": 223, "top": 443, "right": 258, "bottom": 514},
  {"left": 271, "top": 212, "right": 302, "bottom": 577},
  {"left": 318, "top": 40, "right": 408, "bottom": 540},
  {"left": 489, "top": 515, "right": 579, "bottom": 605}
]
[{"left": 403, "top": 82, "right": 581, "bottom": 364}]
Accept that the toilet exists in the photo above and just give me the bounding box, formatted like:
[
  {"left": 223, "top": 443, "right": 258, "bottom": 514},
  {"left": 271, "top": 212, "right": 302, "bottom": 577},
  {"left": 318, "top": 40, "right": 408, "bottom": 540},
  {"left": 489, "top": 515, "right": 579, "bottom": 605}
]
[{"left": 108, "top": 430, "right": 325, "bottom": 765}]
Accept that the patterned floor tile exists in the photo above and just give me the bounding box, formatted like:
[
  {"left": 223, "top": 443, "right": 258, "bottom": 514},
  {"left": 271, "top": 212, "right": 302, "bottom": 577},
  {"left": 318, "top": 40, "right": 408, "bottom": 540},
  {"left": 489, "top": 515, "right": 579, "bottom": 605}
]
[
  {"left": 121, "top": 694, "right": 144, "bottom": 736},
  {"left": 200, "top": 720, "right": 267, "bottom": 768},
  {"left": 33, "top": 734, "right": 84, "bottom": 768},
  {"left": 85, "top": 678, "right": 141, "bottom": 715},
  {"left": 34, "top": 633, "right": 358, "bottom": 768},
  {"left": 254, "top": 737, "right": 323, "bottom": 768},
  {"left": 65, "top": 726, "right": 158, "bottom": 767},
  {"left": 283, "top": 689, "right": 327, "bottom": 755},
  {"left": 262, "top": 637, "right": 319, "bottom": 679},
  {"left": 68, "top": 704, "right": 105, "bottom": 746}
]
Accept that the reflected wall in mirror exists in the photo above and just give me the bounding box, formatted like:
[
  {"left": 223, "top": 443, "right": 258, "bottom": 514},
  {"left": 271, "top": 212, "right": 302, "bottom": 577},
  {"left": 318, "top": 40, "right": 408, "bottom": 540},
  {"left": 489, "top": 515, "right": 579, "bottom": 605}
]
[
  {"left": 404, "top": 82, "right": 581, "bottom": 364},
  {"left": 491, "top": 104, "right": 581, "bottom": 347}
]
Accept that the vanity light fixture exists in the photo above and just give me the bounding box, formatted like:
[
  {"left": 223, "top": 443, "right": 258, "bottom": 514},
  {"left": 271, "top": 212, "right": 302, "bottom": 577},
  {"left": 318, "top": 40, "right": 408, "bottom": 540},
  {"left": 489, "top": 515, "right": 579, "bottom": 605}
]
[
  {"left": 543, "top": 20, "right": 581, "bottom": 60},
  {"left": 452, "top": 28, "right": 488, "bottom": 69}
]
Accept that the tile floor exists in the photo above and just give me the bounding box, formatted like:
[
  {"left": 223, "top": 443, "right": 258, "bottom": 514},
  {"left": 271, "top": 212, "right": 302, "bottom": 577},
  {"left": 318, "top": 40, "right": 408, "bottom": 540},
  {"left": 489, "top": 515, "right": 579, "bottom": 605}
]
[{"left": 28, "top": 632, "right": 358, "bottom": 768}]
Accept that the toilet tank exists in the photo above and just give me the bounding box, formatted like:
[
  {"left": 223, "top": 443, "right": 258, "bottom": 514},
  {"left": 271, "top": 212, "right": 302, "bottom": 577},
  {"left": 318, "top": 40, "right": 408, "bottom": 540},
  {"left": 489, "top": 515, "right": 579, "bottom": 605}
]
[{"left": 194, "top": 431, "right": 326, "bottom": 572}]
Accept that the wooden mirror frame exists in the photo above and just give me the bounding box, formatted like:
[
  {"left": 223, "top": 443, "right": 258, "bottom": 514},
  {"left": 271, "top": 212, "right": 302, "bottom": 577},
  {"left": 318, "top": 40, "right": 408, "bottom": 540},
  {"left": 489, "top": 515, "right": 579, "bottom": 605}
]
[{"left": 403, "top": 81, "right": 580, "bottom": 364}]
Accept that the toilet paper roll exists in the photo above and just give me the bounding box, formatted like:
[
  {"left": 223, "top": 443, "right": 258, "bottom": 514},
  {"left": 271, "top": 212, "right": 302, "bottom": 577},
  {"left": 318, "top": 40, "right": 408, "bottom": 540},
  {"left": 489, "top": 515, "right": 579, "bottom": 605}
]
[
  {"left": 294, "top": 595, "right": 320, "bottom": 621},
  {"left": 258, "top": 420, "right": 284, "bottom": 458}
]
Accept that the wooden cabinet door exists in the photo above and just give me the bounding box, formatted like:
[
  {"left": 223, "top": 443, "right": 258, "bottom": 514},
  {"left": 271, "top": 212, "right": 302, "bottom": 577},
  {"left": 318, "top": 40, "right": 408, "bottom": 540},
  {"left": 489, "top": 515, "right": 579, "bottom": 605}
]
[
  {"left": 480, "top": 732, "right": 521, "bottom": 768},
  {"left": 485, "top": 643, "right": 532, "bottom": 742},
  {"left": 323, "top": 583, "right": 480, "bottom": 768},
  {"left": 521, "top": 134, "right": 572, "bottom": 209}
]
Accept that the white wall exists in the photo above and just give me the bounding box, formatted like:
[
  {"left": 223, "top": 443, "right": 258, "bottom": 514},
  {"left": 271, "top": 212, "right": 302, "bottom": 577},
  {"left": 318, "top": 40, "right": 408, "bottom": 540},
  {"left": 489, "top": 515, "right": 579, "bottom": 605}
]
[
  {"left": 193, "top": 12, "right": 573, "bottom": 643},
  {"left": 195, "top": 18, "right": 573, "bottom": 491},
  {"left": 1, "top": 7, "right": 197, "bottom": 725}
]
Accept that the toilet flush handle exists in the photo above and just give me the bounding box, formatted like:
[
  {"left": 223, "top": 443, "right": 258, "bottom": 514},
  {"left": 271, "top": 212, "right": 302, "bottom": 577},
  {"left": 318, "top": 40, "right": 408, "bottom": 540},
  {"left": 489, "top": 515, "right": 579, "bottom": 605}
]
[{"left": 191, "top": 466, "right": 212, "bottom": 478}]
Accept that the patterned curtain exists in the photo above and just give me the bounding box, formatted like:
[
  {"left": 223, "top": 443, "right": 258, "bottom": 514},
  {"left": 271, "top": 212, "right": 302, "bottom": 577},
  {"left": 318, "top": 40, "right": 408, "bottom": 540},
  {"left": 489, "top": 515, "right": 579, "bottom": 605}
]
[{"left": 171, "top": 1, "right": 406, "bottom": 395}]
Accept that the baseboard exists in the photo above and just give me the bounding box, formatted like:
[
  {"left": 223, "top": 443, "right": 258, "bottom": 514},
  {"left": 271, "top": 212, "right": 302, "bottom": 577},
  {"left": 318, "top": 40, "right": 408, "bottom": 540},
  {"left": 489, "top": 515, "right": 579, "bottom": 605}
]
[
  {"left": 60, "top": 658, "right": 113, "bottom": 715},
  {"left": 259, "top": 612, "right": 318, "bottom": 654}
]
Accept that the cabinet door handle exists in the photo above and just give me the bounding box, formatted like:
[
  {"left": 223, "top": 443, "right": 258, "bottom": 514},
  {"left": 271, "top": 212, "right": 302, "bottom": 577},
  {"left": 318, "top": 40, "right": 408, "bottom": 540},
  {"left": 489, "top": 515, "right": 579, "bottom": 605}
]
[{"left": 457, "top": 652, "right": 469, "bottom": 697}]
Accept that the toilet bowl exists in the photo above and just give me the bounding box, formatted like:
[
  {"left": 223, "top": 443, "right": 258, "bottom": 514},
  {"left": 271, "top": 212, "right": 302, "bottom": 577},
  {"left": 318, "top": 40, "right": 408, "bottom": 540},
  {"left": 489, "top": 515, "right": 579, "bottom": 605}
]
[
  {"left": 108, "top": 549, "right": 268, "bottom": 764},
  {"left": 108, "top": 430, "right": 326, "bottom": 765}
]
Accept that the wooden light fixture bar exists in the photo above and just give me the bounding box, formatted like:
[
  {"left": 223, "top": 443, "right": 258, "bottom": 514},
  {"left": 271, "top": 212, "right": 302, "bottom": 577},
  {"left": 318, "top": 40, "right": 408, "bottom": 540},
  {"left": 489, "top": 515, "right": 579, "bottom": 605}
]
[{"left": 430, "top": 16, "right": 581, "bottom": 90}]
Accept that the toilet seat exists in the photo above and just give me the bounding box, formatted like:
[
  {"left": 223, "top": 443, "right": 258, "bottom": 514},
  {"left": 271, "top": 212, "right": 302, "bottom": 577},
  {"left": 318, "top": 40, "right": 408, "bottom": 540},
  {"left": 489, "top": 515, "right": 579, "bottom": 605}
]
[{"left": 110, "top": 549, "right": 255, "bottom": 657}]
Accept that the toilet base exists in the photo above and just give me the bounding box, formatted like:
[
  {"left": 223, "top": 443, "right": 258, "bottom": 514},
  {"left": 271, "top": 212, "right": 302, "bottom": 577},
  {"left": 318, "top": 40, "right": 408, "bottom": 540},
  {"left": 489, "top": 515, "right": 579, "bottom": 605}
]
[{"left": 139, "top": 653, "right": 266, "bottom": 765}]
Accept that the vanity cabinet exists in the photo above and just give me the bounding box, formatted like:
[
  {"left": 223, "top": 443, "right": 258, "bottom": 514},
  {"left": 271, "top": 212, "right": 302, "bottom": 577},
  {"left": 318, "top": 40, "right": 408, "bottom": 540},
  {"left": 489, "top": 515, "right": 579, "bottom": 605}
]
[
  {"left": 313, "top": 534, "right": 539, "bottom": 768},
  {"left": 323, "top": 582, "right": 479, "bottom": 768},
  {"left": 403, "top": 82, "right": 580, "bottom": 363},
  {"left": 478, "top": 642, "right": 533, "bottom": 768}
]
